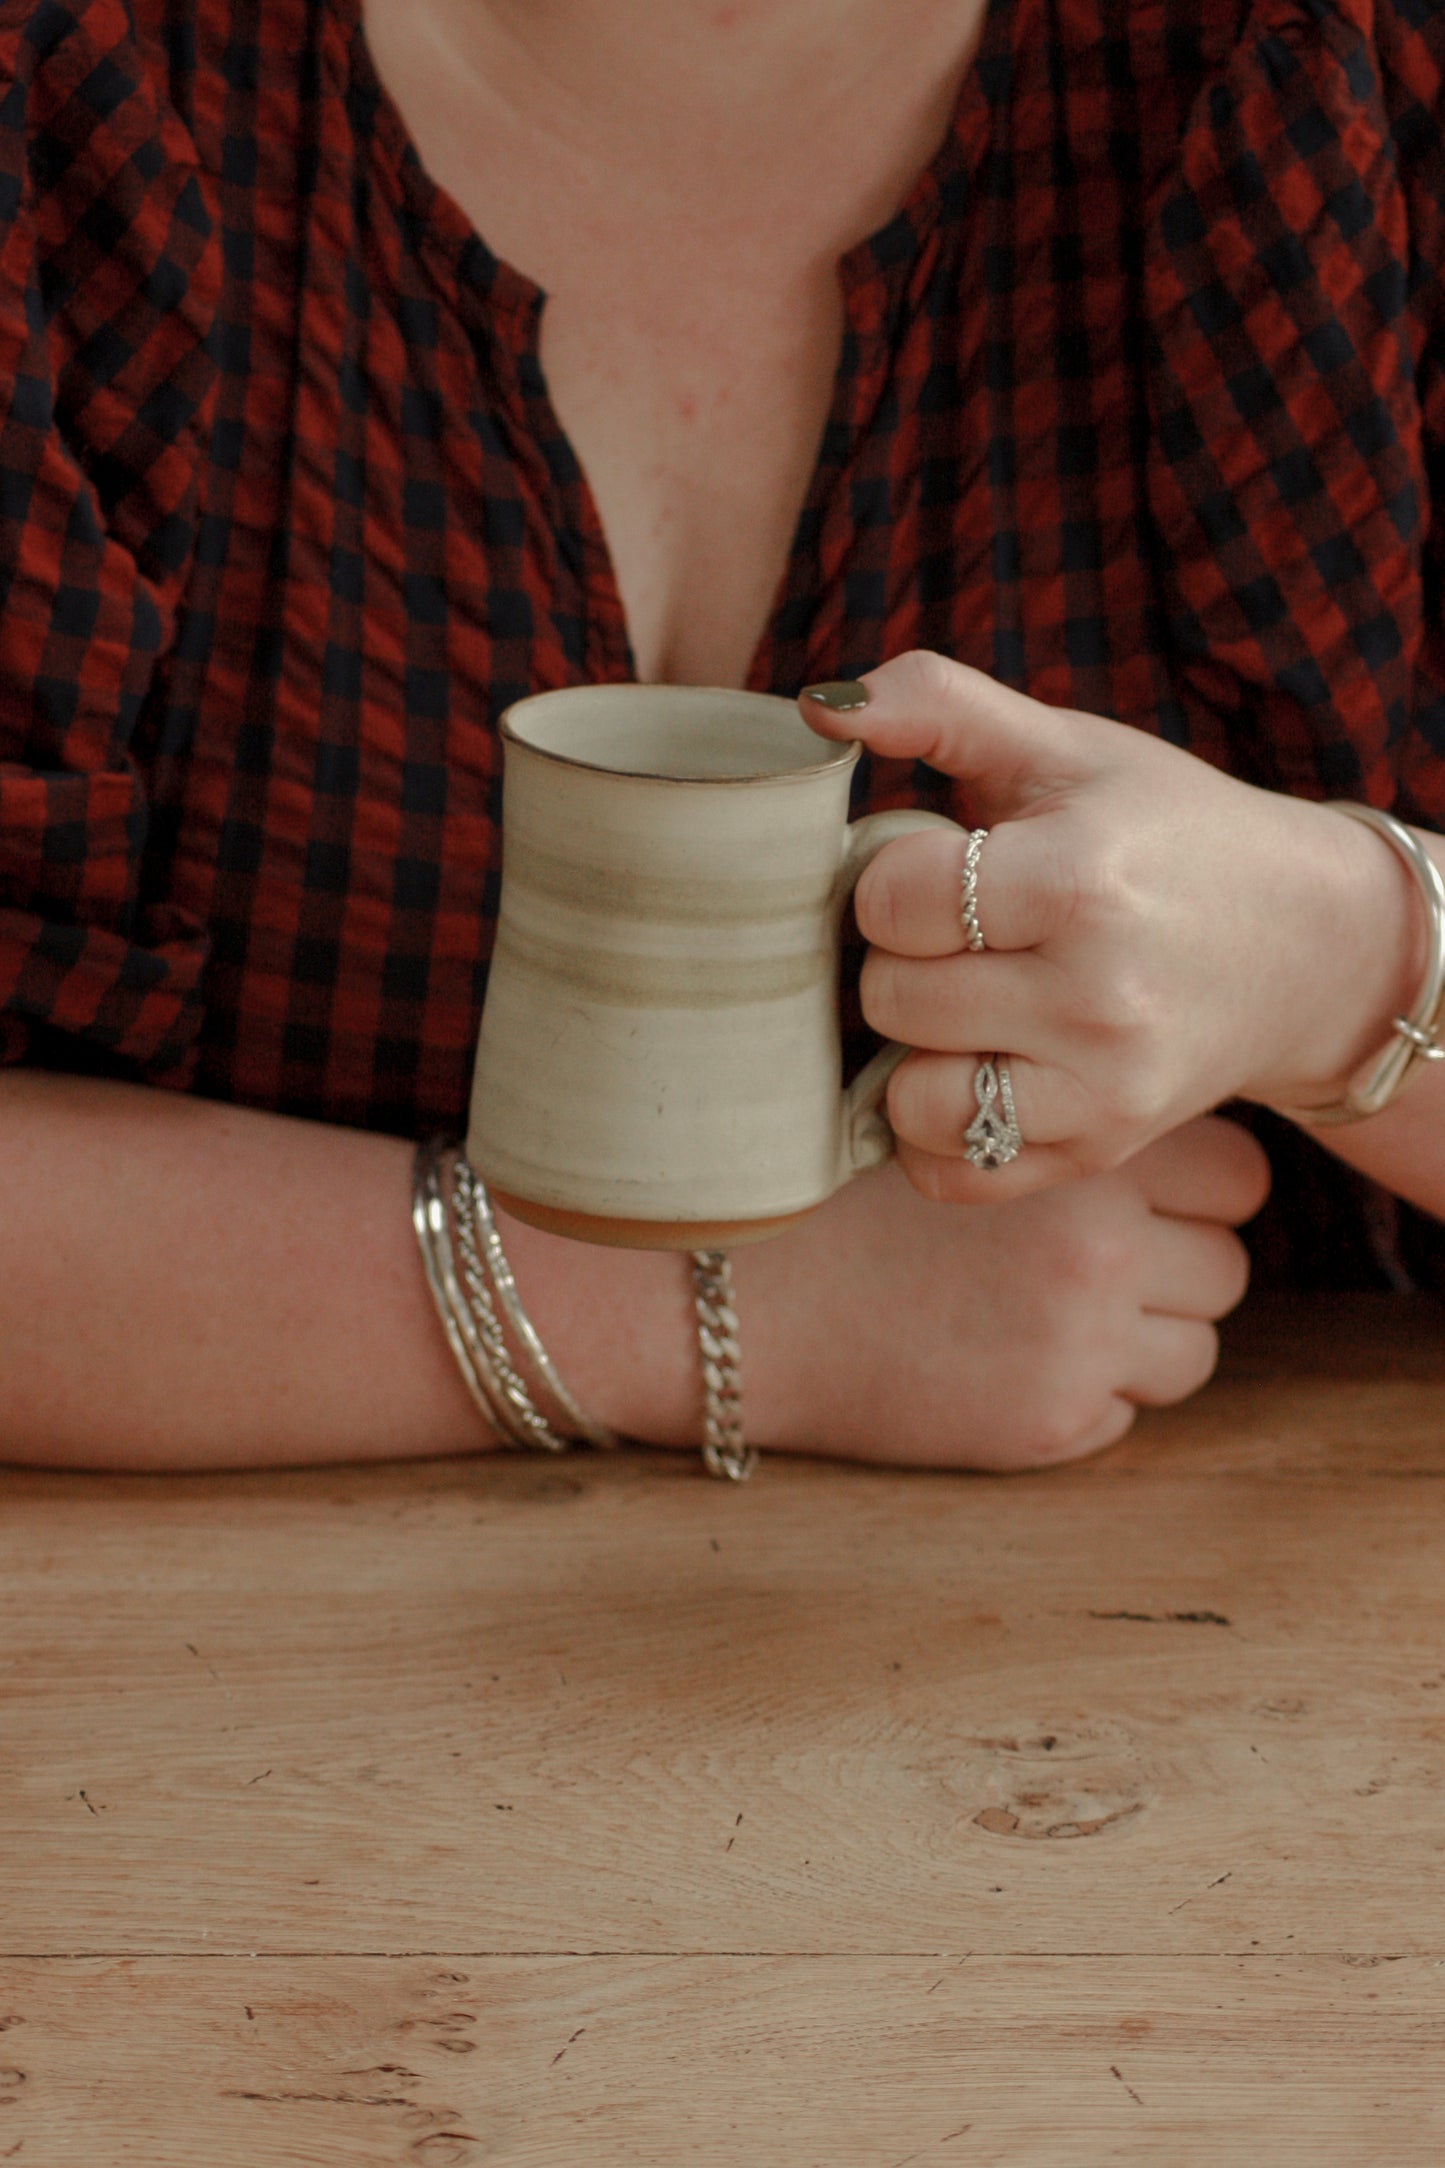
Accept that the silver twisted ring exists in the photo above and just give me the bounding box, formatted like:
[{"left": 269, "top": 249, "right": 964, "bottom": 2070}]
[
  {"left": 960, "top": 827, "right": 988, "bottom": 951},
  {"left": 963, "top": 1056, "right": 1022, "bottom": 1169}
]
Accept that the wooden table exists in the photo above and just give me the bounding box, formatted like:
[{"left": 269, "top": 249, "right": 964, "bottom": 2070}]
[{"left": 3, "top": 1294, "right": 1445, "bottom": 2164}]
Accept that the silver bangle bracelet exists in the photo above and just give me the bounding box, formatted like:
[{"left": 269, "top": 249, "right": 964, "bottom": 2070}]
[
  {"left": 457, "top": 1156, "right": 619, "bottom": 1452},
  {"left": 413, "top": 1140, "right": 512, "bottom": 1437},
  {"left": 413, "top": 1138, "right": 573, "bottom": 1453},
  {"left": 1283, "top": 802, "right": 1445, "bottom": 1126},
  {"left": 446, "top": 1151, "right": 577, "bottom": 1453}
]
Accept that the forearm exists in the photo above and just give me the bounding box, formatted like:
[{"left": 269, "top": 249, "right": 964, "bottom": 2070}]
[{"left": 0, "top": 1071, "right": 698, "bottom": 1469}]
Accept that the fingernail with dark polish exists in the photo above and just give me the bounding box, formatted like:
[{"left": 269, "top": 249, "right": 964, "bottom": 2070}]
[{"left": 801, "top": 679, "right": 870, "bottom": 712}]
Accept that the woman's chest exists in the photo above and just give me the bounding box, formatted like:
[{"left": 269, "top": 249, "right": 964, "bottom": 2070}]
[
  {"left": 356, "top": 0, "right": 987, "bottom": 688},
  {"left": 521, "top": 260, "right": 844, "bottom": 689}
]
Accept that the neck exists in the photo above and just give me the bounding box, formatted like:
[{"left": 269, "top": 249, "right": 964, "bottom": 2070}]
[
  {"left": 411, "top": 0, "right": 985, "bottom": 195},
  {"left": 471, "top": 0, "right": 957, "bottom": 88}
]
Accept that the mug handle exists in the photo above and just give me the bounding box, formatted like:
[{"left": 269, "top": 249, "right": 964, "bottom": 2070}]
[{"left": 833, "top": 808, "right": 963, "bottom": 1182}]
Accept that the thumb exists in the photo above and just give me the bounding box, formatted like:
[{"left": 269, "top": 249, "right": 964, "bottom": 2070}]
[{"left": 799, "top": 651, "right": 1083, "bottom": 812}]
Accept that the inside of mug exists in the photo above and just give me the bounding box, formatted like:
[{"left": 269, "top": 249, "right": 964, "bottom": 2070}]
[{"left": 503, "top": 684, "right": 857, "bottom": 781}]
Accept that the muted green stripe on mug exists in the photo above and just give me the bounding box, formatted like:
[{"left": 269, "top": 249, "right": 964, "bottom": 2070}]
[
  {"left": 504, "top": 837, "right": 831, "bottom": 924},
  {"left": 495, "top": 922, "right": 832, "bottom": 1007}
]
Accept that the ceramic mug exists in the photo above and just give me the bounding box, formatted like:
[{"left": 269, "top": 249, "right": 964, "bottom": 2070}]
[{"left": 466, "top": 683, "right": 958, "bottom": 1247}]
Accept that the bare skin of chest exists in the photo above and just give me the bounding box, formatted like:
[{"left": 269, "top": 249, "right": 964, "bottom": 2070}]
[{"left": 363, "top": 0, "right": 987, "bottom": 688}]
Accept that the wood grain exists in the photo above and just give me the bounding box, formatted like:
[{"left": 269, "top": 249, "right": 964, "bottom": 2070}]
[
  {"left": 1, "top": 1956, "right": 1443, "bottom": 2165},
  {"left": 2, "top": 1294, "right": 1444, "bottom": 2159}
]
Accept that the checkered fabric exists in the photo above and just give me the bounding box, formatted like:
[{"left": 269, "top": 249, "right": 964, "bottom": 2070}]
[{"left": 2, "top": 0, "right": 1445, "bottom": 1286}]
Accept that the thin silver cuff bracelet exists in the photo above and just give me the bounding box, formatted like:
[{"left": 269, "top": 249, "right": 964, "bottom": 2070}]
[{"left": 1283, "top": 802, "right": 1445, "bottom": 1126}]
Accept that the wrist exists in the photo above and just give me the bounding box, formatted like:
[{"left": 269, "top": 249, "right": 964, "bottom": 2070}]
[
  {"left": 1248, "top": 797, "right": 1427, "bottom": 1115},
  {"left": 494, "top": 1209, "right": 702, "bottom": 1449}
]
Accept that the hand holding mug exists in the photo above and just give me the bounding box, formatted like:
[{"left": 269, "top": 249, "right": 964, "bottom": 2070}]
[{"left": 802, "top": 651, "right": 1420, "bottom": 1199}]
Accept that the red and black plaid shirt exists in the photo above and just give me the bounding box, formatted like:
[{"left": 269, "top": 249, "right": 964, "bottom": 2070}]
[{"left": 3, "top": 0, "right": 1445, "bottom": 1285}]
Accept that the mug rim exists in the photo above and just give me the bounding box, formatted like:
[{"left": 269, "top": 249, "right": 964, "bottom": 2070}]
[{"left": 499, "top": 684, "right": 861, "bottom": 786}]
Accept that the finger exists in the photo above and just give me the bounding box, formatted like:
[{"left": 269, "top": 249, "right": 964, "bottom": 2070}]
[
  {"left": 1129, "top": 1116, "right": 1273, "bottom": 1227},
  {"left": 1121, "top": 1315, "right": 1220, "bottom": 1407},
  {"left": 894, "top": 1131, "right": 1090, "bottom": 1204},
  {"left": 800, "top": 650, "right": 1088, "bottom": 816},
  {"left": 1066, "top": 1397, "right": 1138, "bottom": 1460},
  {"left": 887, "top": 1048, "right": 1088, "bottom": 1155},
  {"left": 1014, "top": 1395, "right": 1137, "bottom": 1468},
  {"left": 1138, "top": 1216, "right": 1251, "bottom": 1321},
  {"left": 854, "top": 819, "right": 1070, "bottom": 959},
  {"left": 861, "top": 945, "right": 1047, "bottom": 1058}
]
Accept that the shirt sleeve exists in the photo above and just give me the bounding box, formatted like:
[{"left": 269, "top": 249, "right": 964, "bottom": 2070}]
[
  {"left": 0, "top": 0, "right": 220, "bottom": 1078},
  {"left": 1143, "top": 0, "right": 1445, "bottom": 823},
  {"left": 1144, "top": 0, "right": 1445, "bottom": 1285}
]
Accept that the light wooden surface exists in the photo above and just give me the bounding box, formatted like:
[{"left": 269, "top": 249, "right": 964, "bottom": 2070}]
[{"left": 3, "top": 1294, "right": 1445, "bottom": 2163}]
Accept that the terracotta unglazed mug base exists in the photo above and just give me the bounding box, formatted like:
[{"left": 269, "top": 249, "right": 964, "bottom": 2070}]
[
  {"left": 491, "top": 1188, "right": 816, "bottom": 1251},
  {"left": 467, "top": 684, "right": 959, "bottom": 1251}
]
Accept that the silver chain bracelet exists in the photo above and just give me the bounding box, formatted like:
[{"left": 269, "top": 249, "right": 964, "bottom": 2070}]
[{"left": 690, "top": 1249, "right": 753, "bottom": 1482}]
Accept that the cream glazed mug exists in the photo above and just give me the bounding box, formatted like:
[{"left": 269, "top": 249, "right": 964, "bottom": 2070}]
[{"left": 466, "top": 684, "right": 959, "bottom": 1248}]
